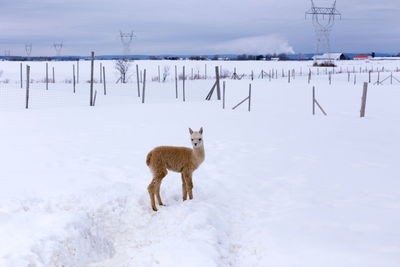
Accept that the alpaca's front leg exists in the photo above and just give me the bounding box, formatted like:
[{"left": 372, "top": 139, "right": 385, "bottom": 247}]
[
  {"left": 187, "top": 175, "right": 193, "bottom": 200},
  {"left": 181, "top": 173, "right": 188, "bottom": 201},
  {"left": 183, "top": 173, "right": 194, "bottom": 200}
]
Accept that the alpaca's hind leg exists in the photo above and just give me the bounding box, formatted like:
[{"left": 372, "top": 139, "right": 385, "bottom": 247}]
[
  {"left": 148, "top": 170, "right": 167, "bottom": 211},
  {"left": 181, "top": 173, "right": 188, "bottom": 201},
  {"left": 183, "top": 172, "right": 194, "bottom": 200},
  {"left": 147, "top": 178, "right": 158, "bottom": 211},
  {"left": 155, "top": 180, "right": 164, "bottom": 206}
]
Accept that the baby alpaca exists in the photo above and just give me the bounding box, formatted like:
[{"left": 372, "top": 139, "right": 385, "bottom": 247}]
[{"left": 146, "top": 127, "right": 205, "bottom": 211}]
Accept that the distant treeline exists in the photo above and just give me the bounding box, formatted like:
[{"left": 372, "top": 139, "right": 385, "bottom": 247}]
[
  {"left": 0, "top": 54, "right": 294, "bottom": 61},
  {"left": 152, "top": 54, "right": 293, "bottom": 61},
  {"left": 1, "top": 52, "right": 399, "bottom": 62},
  {"left": 0, "top": 56, "right": 82, "bottom": 61}
]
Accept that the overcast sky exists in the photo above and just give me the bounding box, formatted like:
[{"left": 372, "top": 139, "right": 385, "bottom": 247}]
[{"left": 1, "top": 0, "right": 399, "bottom": 56}]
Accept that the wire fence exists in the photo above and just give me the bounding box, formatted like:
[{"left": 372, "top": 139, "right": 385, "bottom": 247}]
[{"left": 0, "top": 60, "right": 399, "bottom": 111}]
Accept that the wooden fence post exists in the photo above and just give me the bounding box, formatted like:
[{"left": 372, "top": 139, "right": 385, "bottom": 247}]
[
  {"left": 93, "top": 90, "right": 97, "bottom": 106},
  {"left": 25, "top": 65, "right": 30, "bottom": 109},
  {"left": 232, "top": 84, "right": 252, "bottom": 112},
  {"left": 312, "top": 86, "right": 315, "bottom": 115},
  {"left": 158, "top": 65, "right": 161, "bottom": 82},
  {"left": 90, "top": 51, "right": 94, "bottom": 106},
  {"left": 103, "top": 66, "right": 106, "bottom": 95},
  {"left": 232, "top": 67, "right": 238, "bottom": 79},
  {"left": 360, "top": 82, "right": 368, "bottom": 118},
  {"left": 52, "top": 67, "right": 55, "bottom": 83},
  {"left": 142, "top": 69, "right": 146, "bottom": 103},
  {"left": 248, "top": 83, "right": 252, "bottom": 112},
  {"left": 312, "top": 86, "right": 327, "bottom": 116},
  {"left": 73, "top": 64, "right": 76, "bottom": 93},
  {"left": 205, "top": 66, "right": 221, "bottom": 101},
  {"left": 216, "top": 66, "right": 221, "bottom": 100}
]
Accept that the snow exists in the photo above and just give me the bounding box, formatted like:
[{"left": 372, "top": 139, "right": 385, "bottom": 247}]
[{"left": 0, "top": 59, "right": 399, "bottom": 267}]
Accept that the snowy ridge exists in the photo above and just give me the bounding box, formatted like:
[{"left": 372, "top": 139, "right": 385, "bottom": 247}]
[{"left": 0, "top": 194, "right": 117, "bottom": 266}]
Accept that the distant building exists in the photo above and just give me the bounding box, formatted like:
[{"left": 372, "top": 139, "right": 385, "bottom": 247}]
[
  {"left": 271, "top": 57, "right": 280, "bottom": 61},
  {"left": 312, "top": 53, "right": 346, "bottom": 61},
  {"left": 354, "top": 55, "right": 372, "bottom": 60}
]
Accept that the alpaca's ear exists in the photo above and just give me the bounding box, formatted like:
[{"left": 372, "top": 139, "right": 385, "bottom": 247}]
[
  {"left": 189, "top": 128, "right": 193, "bottom": 134},
  {"left": 199, "top": 127, "right": 203, "bottom": 134}
]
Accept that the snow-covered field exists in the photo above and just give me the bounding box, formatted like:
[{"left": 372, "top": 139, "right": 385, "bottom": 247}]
[{"left": 0, "top": 59, "right": 399, "bottom": 267}]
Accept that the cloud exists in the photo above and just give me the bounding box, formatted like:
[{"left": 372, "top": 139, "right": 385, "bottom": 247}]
[
  {"left": 213, "top": 35, "right": 295, "bottom": 55},
  {"left": 2, "top": 0, "right": 400, "bottom": 55}
]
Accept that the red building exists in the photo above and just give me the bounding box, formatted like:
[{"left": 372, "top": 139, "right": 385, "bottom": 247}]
[{"left": 354, "top": 55, "right": 371, "bottom": 60}]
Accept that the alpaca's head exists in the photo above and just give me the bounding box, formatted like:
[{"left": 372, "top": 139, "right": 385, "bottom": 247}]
[{"left": 189, "top": 127, "right": 203, "bottom": 148}]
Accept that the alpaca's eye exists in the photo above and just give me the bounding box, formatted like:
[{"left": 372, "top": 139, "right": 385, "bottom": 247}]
[
  {"left": 191, "top": 139, "right": 194, "bottom": 141},
  {"left": 199, "top": 138, "right": 202, "bottom": 141}
]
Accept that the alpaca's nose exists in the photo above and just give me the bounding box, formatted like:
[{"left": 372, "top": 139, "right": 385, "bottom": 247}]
[{"left": 194, "top": 143, "right": 198, "bottom": 146}]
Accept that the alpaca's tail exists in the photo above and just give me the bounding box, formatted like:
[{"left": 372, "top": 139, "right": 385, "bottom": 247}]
[{"left": 146, "top": 151, "right": 152, "bottom": 166}]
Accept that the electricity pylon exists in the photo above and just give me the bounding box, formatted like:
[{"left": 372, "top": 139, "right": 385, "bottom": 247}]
[{"left": 306, "top": 0, "right": 341, "bottom": 61}]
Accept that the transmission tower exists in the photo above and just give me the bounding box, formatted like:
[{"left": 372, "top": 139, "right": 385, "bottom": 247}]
[
  {"left": 4, "top": 50, "right": 11, "bottom": 57},
  {"left": 306, "top": 0, "right": 341, "bottom": 60},
  {"left": 119, "top": 30, "right": 135, "bottom": 56},
  {"left": 25, "top": 43, "right": 32, "bottom": 56},
  {"left": 53, "top": 42, "right": 63, "bottom": 56}
]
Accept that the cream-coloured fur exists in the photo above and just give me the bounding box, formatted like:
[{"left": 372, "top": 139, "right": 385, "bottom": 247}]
[{"left": 146, "top": 127, "right": 205, "bottom": 211}]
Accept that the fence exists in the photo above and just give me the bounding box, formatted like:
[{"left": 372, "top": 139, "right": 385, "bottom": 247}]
[{"left": 0, "top": 59, "right": 399, "bottom": 116}]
